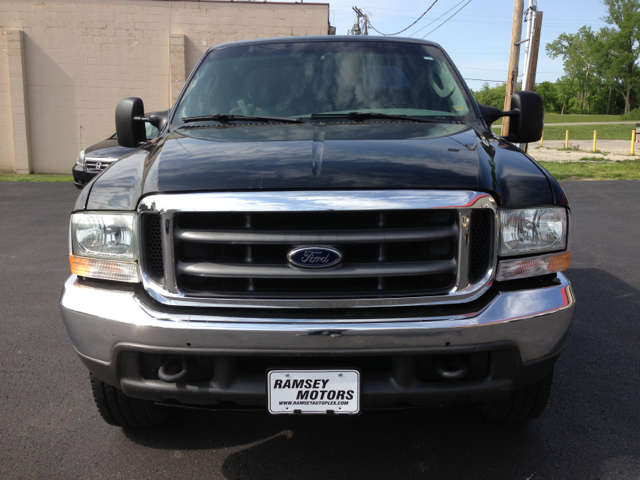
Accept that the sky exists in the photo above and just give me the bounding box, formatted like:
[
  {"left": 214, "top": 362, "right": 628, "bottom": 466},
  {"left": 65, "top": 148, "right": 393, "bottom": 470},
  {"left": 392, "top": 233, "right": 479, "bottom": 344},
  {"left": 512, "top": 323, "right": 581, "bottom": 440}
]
[{"left": 324, "top": 0, "right": 611, "bottom": 92}]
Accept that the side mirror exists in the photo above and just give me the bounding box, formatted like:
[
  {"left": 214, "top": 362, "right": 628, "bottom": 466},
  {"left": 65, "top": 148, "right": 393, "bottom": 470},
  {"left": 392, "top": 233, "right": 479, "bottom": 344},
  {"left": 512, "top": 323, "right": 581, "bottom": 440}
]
[
  {"left": 509, "top": 91, "right": 544, "bottom": 143},
  {"left": 115, "top": 97, "right": 147, "bottom": 148},
  {"left": 478, "top": 91, "right": 544, "bottom": 143}
]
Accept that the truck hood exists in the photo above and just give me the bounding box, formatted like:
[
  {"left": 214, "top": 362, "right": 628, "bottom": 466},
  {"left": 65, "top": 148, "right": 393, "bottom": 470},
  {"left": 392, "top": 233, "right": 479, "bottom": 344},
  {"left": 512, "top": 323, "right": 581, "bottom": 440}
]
[{"left": 83, "top": 122, "right": 559, "bottom": 211}]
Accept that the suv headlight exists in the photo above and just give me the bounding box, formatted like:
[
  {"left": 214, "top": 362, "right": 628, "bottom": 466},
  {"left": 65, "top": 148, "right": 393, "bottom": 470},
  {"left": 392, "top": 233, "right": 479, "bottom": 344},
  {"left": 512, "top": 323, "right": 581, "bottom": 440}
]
[
  {"left": 75, "top": 150, "right": 85, "bottom": 168},
  {"left": 496, "top": 207, "right": 570, "bottom": 281},
  {"left": 69, "top": 212, "right": 140, "bottom": 282}
]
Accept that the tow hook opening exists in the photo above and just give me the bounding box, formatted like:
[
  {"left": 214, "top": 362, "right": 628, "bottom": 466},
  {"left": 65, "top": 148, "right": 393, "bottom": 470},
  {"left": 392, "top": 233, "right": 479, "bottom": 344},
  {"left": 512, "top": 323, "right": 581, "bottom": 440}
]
[
  {"left": 158, "top": 357, "right": 189, "bottom": 383},
  {"left": 434, "top": 355, "right": 469, "bottom": 380}
]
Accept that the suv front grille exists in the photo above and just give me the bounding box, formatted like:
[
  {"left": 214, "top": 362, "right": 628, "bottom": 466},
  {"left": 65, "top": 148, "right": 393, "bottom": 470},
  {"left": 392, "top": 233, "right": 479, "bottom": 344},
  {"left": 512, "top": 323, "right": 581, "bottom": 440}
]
[{"left": 171, "top": 210, "right": 459, "bottom": 298}]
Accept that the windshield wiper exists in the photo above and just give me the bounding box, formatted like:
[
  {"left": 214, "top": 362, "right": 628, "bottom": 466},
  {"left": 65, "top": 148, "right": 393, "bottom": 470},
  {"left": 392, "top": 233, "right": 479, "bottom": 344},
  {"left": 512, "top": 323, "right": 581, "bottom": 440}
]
[
  {"left": 310, "top": 112, "right": 460, "bottom": 124},
  {"left": 181, "top": 114, "right": 304, "bottom": 124}
]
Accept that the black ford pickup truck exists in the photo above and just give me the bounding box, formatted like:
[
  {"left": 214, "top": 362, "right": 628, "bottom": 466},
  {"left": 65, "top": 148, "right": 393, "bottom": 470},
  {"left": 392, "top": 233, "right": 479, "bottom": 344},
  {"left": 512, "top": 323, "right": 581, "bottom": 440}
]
[{"left": 59, "top": 36, "right": 574, "bottom": 428}]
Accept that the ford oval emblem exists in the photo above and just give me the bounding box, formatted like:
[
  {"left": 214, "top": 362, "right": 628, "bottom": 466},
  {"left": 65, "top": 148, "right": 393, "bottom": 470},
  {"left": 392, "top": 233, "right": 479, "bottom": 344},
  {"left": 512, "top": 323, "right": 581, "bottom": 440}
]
[{"left": 288, "top": 246, "right": 343, "bottom": 269}]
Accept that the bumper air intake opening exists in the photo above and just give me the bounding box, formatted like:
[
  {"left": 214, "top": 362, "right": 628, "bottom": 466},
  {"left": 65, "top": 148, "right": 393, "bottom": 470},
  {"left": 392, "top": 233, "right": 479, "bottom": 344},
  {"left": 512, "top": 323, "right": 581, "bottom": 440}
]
[
  {"left": 417, "top": 353, "right": 490, "bottom": 382},
  {"left": 158, "top": 357, "right": 189, "bottom": 383},
  {"left": 434, "top": 355, "right": 469, "bottom": 380}
]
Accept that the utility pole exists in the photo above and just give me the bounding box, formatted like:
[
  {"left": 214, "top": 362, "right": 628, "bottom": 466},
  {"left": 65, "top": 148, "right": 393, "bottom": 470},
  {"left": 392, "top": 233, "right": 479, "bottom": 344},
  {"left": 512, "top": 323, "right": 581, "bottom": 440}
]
[
  {"left": 521, "top": 0, "right": 536, "bottom": 92},
  {"left": 501, "top": 0, "right": 525, "bottom": 137},
  {"left": 523, "top": 11, "right": 543, "bottom": 91},
  {"left": 349, "top": 7, "right": 369, "bottom": 35},
  {"left": 519, "top": 3, "right": 543, "bottom": 151}
]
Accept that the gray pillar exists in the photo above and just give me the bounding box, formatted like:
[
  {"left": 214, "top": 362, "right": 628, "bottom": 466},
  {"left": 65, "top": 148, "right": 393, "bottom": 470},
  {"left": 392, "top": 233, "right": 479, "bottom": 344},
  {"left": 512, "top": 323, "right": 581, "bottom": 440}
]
[
  {"left": 170, "top": 34, "right": 186, "bottom": 106},
  {"left": 7, "top": 30, "right": 32, "bottom": 175}
]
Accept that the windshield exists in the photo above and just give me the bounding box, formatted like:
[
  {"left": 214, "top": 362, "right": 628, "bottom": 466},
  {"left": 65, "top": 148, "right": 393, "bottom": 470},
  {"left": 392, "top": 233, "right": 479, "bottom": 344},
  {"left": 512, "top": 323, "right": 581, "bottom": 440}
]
[{"left": 172, "top": 41, "right": 476, "bottom": 125}]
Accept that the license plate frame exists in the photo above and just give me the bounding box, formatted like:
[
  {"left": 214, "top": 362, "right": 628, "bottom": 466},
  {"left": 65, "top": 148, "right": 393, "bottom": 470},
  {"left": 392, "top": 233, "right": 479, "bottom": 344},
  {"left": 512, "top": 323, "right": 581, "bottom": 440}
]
[{"left": 267, "top": 369, "right": 360, "bottom": 415}]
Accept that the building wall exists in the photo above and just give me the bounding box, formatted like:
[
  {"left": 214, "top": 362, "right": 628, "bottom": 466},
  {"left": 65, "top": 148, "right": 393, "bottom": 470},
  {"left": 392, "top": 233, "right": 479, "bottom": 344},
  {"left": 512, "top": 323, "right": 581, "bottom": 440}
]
[{"left": 0, "top": 0, "right": 329, "bottom": 174}]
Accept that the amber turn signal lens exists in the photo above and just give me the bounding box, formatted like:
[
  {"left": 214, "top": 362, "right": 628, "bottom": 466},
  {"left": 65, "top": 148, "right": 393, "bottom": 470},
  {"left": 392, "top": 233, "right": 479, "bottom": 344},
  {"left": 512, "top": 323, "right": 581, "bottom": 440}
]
[
  {"left": 69, "top": 255, "right": 140, "bottom": 283},
  {"left": 69, "top": 256, "right": 91, "bottom": 277},
  {"left": 547, "top": 251, "right": 571, "bottom": 272},
  {"left": 496, "top": 251, "right": 570, "bottom": 282}
]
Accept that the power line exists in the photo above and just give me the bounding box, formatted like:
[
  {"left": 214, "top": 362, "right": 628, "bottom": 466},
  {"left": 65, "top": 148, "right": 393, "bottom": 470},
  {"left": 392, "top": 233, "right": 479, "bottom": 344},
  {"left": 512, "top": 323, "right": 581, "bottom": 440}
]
[
  {"left": 464, "top": 78, "right": 640, "bottom": 88},
  {"left": 460, "top": 66, "right": 564, "bottom": 74},
  {"left": 461, "top": 67, "right": 508, "bottom": 72},
  {"left": 449, "top": 52, "right": 507, "bottom": 55},
  {"left": 461, "top": 67, "right": 518, "bottom": 72},
  {"left": 465, "top": 78, "right": 508, "bottom": 82},
  {"left": 409, "top": 0, "right": 466, "bottom": 37},
  {"left": 340, "top": 5, "right": 605, "bottom": 24},
  {"left": 422, "top": 0, "right": 474, "bottom": 38},
  {"left": 333, "top": 9, "right": 604, "bottom": 30},
  {"left": 367, "top": 0, "right": 439, "bottom": 36}
]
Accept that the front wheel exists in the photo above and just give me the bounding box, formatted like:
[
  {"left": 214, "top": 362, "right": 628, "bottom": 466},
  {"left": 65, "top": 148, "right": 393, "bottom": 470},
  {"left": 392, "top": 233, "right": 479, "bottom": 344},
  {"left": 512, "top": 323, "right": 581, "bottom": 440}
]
[
  {"left": 478, "top": 369, "right": 554, "bottom": 422},
  {"left": 90, "top": 373, "right": 169, "bottom": 428}
]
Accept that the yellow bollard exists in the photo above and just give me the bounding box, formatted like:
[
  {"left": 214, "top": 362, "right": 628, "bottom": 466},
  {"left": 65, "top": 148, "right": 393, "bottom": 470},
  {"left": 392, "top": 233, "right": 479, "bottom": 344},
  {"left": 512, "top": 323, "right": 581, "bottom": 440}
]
[
  {"left": 540, "top": 131, "right": 544, "bottom": 147},
  {"left": 632, "top": 130, "right": 636, "bottom": 156},
  {"left": 593, "top": 130, "right": 597, "bottom": 153},
  {"left": 565, "top": 130, "right": 569, "bottom": 149}
]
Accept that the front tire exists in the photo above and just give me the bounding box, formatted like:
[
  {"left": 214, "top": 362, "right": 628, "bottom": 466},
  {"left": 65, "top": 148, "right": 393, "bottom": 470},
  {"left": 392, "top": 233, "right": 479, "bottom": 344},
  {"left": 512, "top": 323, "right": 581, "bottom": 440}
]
[
  {"left": 90, "top": 373, "right": 169, "bottom": 428},
  {"left": 478, "top": 369, "right": 554, "bottom": 422}
]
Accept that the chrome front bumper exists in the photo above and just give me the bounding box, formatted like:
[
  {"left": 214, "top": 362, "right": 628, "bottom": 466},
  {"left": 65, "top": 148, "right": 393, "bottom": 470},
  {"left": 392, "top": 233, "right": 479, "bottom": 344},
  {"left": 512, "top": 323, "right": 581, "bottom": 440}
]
[{"left": 60, "top": 274, "right": 575, "bottom": 387}]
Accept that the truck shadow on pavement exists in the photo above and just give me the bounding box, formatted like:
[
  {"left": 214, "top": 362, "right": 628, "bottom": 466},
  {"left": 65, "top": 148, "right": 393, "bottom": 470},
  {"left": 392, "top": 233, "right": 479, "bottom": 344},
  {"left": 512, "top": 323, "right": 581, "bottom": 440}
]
[{"left": 123, "top": 268, "right": 640, "bottom": 480}]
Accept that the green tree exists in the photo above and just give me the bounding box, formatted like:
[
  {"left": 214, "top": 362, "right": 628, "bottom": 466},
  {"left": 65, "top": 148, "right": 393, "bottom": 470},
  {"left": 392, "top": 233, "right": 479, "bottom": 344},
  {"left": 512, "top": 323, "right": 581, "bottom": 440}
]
[
  {"left": 600, "top": 0, "right": 640, "bottom": 113},
  {"left": 546, "top": 0, "right": 640, "bottom": 115},
  {"left": 555, "top": 76, "right": 580, "bottom": 114},
  {"left": 472, "top": 82, "right": 507, "bottom": 109},
  {"left": 536, "top": 81, "right": 560, "bottom": 113},
  {"left": 546, "top": 26, "right": 602, "bottom": 114}
]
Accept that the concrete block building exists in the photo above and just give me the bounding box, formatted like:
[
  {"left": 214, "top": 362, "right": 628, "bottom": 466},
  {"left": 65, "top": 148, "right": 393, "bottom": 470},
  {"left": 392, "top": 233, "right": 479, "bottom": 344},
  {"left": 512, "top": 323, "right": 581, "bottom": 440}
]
[{"left": 0, "top": 0, "right": 330, "bottom": 174}]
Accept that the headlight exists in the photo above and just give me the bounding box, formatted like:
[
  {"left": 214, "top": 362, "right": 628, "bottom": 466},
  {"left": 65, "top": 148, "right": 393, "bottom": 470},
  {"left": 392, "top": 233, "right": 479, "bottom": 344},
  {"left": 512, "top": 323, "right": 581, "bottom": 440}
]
[
  {"left": 497, "top": 207, "right": 569, "bottom": 281},
  {"left": 499, "top": 207, "right": 567, "bottom": 256},
  {"left": 69, "top": 212, "right": 139, "bottom": 282},
  {"left": 71, "top": 213, "right": 136, "bottom": 259},
  {"left": 75, "top": 150, "right": 85, "bottom": 167}
]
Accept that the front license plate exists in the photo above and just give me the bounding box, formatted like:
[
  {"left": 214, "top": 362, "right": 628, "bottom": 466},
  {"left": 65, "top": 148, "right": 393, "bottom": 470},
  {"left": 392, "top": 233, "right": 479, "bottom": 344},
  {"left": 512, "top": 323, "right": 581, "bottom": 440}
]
[{"left": 268, "top": 370, "right": 360, "bottom": 414}]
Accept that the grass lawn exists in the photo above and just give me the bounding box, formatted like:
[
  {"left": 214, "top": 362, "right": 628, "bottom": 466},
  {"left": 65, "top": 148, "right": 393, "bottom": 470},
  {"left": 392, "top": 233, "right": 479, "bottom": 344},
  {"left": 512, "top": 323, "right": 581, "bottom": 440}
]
[
  {"left": 542, "top": 114, "right": 638, "bottom": 124},
  {"left": 542, "top": 124, "right": 636, "bottom": 140},
  {"left": 539, "top": 159, "right": 640, "bottom": 180},
  {"left": 494, "top": 123, "right": 635, "bottom": 140},
  {"left": 492, "top": 113, "right": 639, "bottom": 126},
  {"left": 0, "top": 173, "right": 74, "bottom": 182}
]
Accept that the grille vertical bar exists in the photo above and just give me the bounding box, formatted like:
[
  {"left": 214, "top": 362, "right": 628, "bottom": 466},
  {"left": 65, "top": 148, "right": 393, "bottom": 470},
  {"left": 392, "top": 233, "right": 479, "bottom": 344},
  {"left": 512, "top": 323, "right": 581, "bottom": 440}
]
[
  {"left": 468, "top": 209, "right": 493, "bottom": 284},
  {"left": 142, "top": 214, "right": 164, "bottom": 282}
]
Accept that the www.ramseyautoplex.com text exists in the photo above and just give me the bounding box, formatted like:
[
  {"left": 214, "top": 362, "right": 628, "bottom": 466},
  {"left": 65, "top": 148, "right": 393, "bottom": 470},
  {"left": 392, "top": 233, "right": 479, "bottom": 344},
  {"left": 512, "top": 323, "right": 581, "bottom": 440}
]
[{"left": 279, "top": 400, "right": 350, "bottom": 405}]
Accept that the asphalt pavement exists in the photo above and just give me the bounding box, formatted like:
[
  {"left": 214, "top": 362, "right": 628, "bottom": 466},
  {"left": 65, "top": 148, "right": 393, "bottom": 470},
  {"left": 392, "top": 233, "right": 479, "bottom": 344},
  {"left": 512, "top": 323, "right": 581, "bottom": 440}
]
[{"left": 1, "top": 181, "right": 639, "bottom": 479}]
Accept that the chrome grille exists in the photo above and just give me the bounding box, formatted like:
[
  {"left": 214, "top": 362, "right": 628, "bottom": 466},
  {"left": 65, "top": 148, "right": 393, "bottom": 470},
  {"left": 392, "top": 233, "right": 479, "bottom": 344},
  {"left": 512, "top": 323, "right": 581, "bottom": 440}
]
[
  {"left": 137, "top": 191, "right": 497, "bottom": 309},
  {"left": 84, "top": 158, "right": 115, "bottom": 173},
  {"left": 173, "top": 210, "right": 459, "bottom": 298}
]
